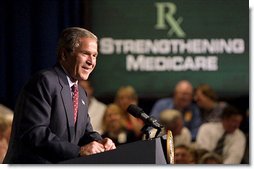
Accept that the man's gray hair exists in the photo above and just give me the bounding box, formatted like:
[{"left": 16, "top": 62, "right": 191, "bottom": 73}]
[{"left": 57, "top": 27, "right": 97, "bottom": 61}]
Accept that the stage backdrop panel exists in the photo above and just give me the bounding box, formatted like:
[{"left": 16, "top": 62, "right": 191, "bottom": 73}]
[{"left": 89, "top": 0, "right": 249, "bottom": 99}]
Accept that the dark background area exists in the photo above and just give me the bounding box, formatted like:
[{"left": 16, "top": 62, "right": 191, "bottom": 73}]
[{"left": 0, "top": 0, "right": 90, "bottom": 109}]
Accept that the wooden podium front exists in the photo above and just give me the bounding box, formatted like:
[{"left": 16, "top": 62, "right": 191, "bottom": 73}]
[{"left": 60, "top": 137, "right": 167, "bottom": 164}]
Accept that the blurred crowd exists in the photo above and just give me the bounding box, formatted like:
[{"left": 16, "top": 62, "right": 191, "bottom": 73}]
[{"left": 0, "top": 80, "right": 249, "bottom": 164}]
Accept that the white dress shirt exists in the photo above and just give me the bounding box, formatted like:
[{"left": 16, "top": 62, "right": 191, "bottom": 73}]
[
  {"left": 174, "top": 127, "right": 192, "bottom": 146},
  {"left": 196, "top": 122, "right": 246, "bottom": 164},
  {"left": 88, "top": 97, "right": 106, "bottom": 134}
]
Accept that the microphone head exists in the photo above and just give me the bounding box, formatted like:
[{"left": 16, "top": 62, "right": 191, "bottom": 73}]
[{"left": 127, "top": 104, "right": 143, "bottom": 118}]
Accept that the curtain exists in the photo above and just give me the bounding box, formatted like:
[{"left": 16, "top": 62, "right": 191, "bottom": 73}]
[{"left": 0, "top": 0, "right": 89, "bottom": 109}]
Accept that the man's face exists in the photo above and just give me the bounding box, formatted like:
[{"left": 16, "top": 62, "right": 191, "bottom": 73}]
[
  {"left": 174, "top": 147, "right": 192, "bottom": 164},
  {"left": 174, "top": 90, "right": 193, "bottom": 110},
  {"left": 116, "top": 93, "right": 137, "bottom": 111},
  {"left": 63, "top": 37, "right": 98, "bottom": 81},
  {"left": 173, "top": 81, "right": 193, "bottom": 110},
  {"left": 223, "top": 115, "right": 242, "bottom": 133},
  {"left": 104, "top": 107, "right": 122, "bottom": 132}
]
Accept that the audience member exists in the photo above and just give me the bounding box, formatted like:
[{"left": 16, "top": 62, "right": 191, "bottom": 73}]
[
  {"left": 0, "top": 115, "right": 8, "bottom": 163},
  {"left": 150, "top": 80, "right": 201, "bottom": 141},
  {"left": 149, "top": 109, "right": 191, "bottom": 146},
  {"left": 0, "top": 104, "right": 13, "bottom": 144},
  {"left": 188, "top": 146, "right": 200, "bottom": 164},
  {"left": 174, "top": 144, "right": 195, "bottom": 164},
  {"left": 195, "top": 105, "right": 246, "bottom": 164},
  {"left": 0, "top": 104, "right": 13, "bottom": 122},
  {"left": 240, "top": 109, "right": 249, "bottom": 164},
  {"left": 101, "top": 104, "right": 138, "bottom": 146},
  {"left": 194, "top": 84, "right": 227, "bottom": 123},
  {"left": 0, "top": 113, "right": 13, "bottom": 163},
  {"left": 79, "top": 80, "right": 106, "bottom": 134},
  {"left": 114, "top": 85, "right": 144, "bottom": 138},
  {"left": 239, "top": 109, "right": 250, "bottom": 164},
  {"left": 0, "top": 104, "right": 13, "bottom": 116}
]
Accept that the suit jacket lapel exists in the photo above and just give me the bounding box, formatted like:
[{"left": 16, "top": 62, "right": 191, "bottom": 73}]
[
  {"left": 61, "top": 85, "right": 75, "bottom": 129},
  {"left": 55, "top": 65, "right": 75, "bottom": 142}
]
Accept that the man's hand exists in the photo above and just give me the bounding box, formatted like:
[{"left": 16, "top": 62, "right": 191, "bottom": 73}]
[
  {"left": 79, "top": 138, "right": 116, "bottom": 156},
  {"left": 79, "top": 141, "right": 105, "bottom": 156},
  {"left": 99, "top": 137, "right": 116, "bottom": 151}
]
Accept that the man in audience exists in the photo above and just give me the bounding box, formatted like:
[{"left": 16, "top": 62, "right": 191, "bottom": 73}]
[
  {"left": 196, "top": 105, "right": 246, "bottom": 164},
  {"left": 150, "top": 80, "right": 201, "bottom": 141},
  {"left": 149, "top": 109, "right": 191, "bottom": 146},
  {"left": 79, "top": 80, "right": 106, "bottom": 134}
]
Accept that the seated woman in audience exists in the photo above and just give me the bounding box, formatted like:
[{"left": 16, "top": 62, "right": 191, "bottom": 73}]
[
  {"left": 194, "top": 84, "right": 227, "bottom": 123},
  {"left": 114, "top": 86, "right": 144, "bottom": 139},
  {"left": 101, "top": 103, "right": 139, "bottom": 146}
]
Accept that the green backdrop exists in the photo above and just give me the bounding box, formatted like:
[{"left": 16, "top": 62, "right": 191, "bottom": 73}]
[{"left": 89, "top": 0, "right": 249, "bottom": 99}]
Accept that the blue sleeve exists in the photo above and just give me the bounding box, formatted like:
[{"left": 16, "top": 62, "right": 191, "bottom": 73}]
[
  {"left": 150, "top": 101, "right": 163, "bottom": 120},
  {"left": 189, "top": 105, "right": 202, "bottom": 141},
  {"left": 150, "top": 99, "right": 172, "bottom": 120}
]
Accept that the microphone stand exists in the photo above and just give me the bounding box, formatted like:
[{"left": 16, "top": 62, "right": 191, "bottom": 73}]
[
  {"left": 142, "top": 125, "right": 163, "bottom": 140},
  {"left": 155, "top": 127, "right": 162, "bottom": 138},
  {"left": 141, "top": 125, "right": 152, "bottom": 140}
]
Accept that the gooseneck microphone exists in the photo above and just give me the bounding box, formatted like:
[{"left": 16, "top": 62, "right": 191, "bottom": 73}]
[{"left": 127, "top": 104, "right": 163, "bottom": 129}]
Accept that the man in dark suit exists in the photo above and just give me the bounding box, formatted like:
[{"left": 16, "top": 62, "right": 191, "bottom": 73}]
[{"left": 3, "top": 27, "right": 115, "bottom": 163}]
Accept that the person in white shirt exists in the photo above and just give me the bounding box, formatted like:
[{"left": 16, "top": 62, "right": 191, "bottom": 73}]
[
  {"left": 196, "top": 105, "right": 246, "bottom": 164},
  {"left": 79, "top": 80, "right": 106, "bottom": 134}
]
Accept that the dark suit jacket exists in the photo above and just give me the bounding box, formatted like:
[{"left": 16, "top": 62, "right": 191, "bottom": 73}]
[{"left": 3, "top": 65, "right": 102, "bottom": 164}]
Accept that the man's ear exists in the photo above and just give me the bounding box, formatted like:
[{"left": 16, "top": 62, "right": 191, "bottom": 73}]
[
  {"left": 60, "top": 48, "right": 68, "bottom": 61},
  {"left": 62, "top": 52, "right": 66, "bottom": 61}
]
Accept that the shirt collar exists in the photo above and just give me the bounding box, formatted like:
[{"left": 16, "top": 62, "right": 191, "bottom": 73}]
[
  {"left": 60, "top": 64, "right": 78, "bottom": 88},
  {"left": 66, "top": 76, "right": 78, "bottom": 88}
]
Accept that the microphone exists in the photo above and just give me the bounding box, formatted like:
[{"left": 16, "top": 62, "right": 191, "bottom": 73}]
[{"left": 127, "top": 104, "right": 163, "bottom": 129}]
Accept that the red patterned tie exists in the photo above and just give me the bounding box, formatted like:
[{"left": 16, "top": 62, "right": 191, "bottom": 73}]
[{"left": 72, "top": 84, "right": 79, "bottom": 124}]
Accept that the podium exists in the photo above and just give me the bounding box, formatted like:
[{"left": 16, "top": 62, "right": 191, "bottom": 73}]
[{"left": 60, "top": 137, "right": 167, "bottom": 164}]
